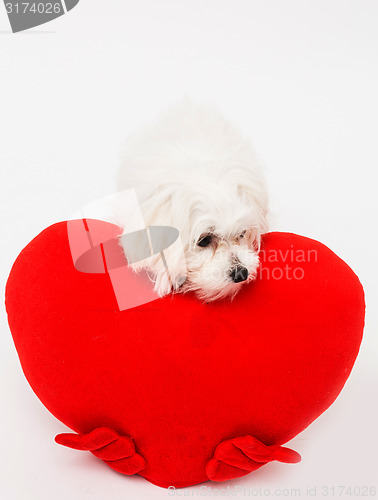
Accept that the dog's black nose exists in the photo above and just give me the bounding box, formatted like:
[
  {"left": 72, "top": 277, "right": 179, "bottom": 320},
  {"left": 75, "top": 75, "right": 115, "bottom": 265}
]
[{"left": 230, "top": 266, "right": 249, "bottom": 283}]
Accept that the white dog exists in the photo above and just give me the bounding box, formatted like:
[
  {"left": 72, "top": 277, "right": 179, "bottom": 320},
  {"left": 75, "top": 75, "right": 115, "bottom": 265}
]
[{"left": 117, "top": 99, "right": 268, "bottom": 302}]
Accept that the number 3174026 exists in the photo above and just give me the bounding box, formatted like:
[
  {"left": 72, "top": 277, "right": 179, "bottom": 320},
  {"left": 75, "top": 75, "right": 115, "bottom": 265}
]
[{"left": 5, "top": 3, "right": 62, "bottom": 14}]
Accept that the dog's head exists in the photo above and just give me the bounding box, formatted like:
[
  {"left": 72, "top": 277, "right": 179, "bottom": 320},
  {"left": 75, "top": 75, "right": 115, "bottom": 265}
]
[
  {"left": 126, "top": 169, "right": 268, "bottom": 302},
  {"left": 182, "top": 227, "right": 260, "bottom": 302},
  {"left": 178, "top": 180, "right": 267, "bottom": 301}
]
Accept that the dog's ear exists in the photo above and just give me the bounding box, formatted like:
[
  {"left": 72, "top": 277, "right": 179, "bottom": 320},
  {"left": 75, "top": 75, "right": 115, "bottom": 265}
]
[
  {"left": 245, "top": 228, "right": 261, "bottom": 252},
  {"left": 120, "top": 227, "right": 187, "bottom": 297},
  {"left": 152, "top": 235, "right": 188, "bottom": 295},
  {"left": 137, "top": 183, "right": 176, "bottom": 226},
  {"left": 237, "top": 181, "right": 269, "bottom": 233},
  {"left": 120, "top": 185, "right": 188, "bottom": 297}
]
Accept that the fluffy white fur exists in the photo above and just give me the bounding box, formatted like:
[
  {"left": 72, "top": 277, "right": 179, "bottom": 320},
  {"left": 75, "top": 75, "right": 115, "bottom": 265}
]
[{"left": 117, "top": 99, "right": 269, "bottom": 302}]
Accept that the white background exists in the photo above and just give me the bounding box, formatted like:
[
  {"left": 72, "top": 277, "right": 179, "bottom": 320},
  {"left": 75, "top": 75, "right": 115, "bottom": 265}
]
[{"left": 0, "top": 1, "right": 377, "bottom": 499}]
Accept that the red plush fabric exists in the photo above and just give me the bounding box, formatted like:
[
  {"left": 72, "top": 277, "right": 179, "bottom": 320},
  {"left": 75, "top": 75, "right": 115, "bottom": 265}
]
[{"left": 5, "top": 220, "right": 365, "bottom": 488}]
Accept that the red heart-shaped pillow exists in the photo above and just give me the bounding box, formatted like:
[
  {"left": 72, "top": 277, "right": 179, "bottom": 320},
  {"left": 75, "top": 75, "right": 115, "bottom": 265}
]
[{"left": 5, "top": 221, "right": 365, "bottom": 488}]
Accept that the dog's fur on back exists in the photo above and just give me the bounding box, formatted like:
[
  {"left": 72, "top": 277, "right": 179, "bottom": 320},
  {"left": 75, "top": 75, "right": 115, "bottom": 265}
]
[{"left": 117, "top": 99, "right": 268, "bottom": 302}]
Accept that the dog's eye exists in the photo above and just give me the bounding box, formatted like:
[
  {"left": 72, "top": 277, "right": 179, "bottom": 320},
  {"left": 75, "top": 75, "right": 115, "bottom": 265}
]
[
  {"left": 198, "top": 235, "right": 212, "bottom": 247},
  {"left": 240, "top": 231, "right": 246, "bottom": 238}
]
